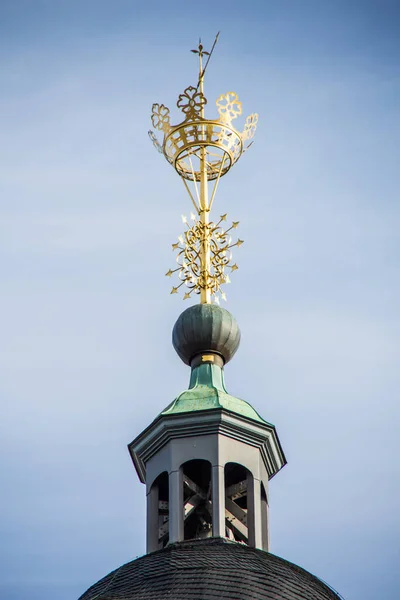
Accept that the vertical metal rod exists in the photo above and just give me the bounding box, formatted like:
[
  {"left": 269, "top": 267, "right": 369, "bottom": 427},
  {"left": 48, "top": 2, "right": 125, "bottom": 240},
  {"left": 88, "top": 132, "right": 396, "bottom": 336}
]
[
  {"left": 209, "top": 153, "right": 227, "bottom": 212},
  {"left": 181, "top": 176, "right": 200, "bottom": 214},
  {"left": 187, "top": 153, "right": 201, "bottom": 206},
  {"left": 199, "top": 46, "right": 211, "bottom": 304}
]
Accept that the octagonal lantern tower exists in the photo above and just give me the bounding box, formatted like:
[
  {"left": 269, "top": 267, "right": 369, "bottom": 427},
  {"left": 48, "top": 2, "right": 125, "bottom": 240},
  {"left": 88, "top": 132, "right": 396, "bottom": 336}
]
[{"left": 128, "top": 34, "right": 286, "bottom": 552}]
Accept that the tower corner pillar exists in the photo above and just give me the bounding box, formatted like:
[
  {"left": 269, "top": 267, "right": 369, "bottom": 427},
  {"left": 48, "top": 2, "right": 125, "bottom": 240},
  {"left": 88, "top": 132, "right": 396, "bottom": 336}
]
[
  {"left": 247, "top": 473, "right": 262, "bottom": 549},
  {"left": 169, "top": 467, "right": 184, "bottom": 543},
  {"left": 146, "top": 483, "right": 159, "bottom": 553},
  {"left": 211, "top": 464, "right": 225, "bottom": 538}
]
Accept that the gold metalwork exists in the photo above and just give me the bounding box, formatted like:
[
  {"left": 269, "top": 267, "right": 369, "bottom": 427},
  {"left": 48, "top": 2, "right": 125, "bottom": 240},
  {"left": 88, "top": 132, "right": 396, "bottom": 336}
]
[
  {"left": 216, "top": 91, "right": 242, "bottom": 122},
  {"left": 150, "top": 34, "right": 257, "bottom": 304},
  {"left": 177, "top": 86, "right": 207, "bottom": 119},
  {"left": 151, "top": 104, "right": 171, "bottom": 132},
  {"left": 166, "top": 213, "right": 243, "bottom": 304},
  {"left": 202, "top": 355, "right": 215, "bottom": 362}
]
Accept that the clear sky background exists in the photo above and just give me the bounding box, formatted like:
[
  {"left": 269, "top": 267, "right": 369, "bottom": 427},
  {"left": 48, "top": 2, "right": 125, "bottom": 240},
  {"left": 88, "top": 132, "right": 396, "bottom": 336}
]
[{"left": 0, "top": 1, "right": 399, "bottom": 599}]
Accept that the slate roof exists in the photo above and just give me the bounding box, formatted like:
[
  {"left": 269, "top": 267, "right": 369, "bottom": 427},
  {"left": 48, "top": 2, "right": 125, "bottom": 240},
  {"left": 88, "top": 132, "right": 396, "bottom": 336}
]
[{"left": 78, "top": 538, "right": 343, "bottom": 600}]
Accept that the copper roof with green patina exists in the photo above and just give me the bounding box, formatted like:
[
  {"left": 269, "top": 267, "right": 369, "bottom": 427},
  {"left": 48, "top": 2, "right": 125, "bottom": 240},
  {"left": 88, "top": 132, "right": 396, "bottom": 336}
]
[{"left": 161, "top": 363, "right": 269, "bottom": 425}]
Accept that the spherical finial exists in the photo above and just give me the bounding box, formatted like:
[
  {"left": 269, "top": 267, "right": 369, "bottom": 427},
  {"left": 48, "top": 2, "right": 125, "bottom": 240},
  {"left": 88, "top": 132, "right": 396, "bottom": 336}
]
[{"left": 172, "top": 304, "right": 241, "bottom": 366}]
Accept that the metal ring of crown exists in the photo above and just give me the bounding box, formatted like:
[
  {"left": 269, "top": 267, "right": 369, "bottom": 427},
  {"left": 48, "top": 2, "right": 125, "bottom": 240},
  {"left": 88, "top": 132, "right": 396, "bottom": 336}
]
[{"left": 163, "top": 120, "right": 243, "bottom": 182}]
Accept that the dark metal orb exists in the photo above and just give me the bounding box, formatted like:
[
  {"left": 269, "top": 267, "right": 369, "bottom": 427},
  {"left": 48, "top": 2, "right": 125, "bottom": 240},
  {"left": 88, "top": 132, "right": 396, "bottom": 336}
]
[{"left": 172, "top": 304, "right": 241, "bottom": 365}]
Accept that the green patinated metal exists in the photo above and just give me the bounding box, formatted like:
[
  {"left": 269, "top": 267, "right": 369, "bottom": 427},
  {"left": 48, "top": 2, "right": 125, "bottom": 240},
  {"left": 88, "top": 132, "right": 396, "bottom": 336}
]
[{"left": 162, "top": 363, "right": 269, "bottom": 425}]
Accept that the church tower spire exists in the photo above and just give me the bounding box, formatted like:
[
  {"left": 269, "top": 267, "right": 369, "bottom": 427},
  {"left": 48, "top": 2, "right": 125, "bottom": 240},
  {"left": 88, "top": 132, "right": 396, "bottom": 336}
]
[
  {"left": 78, "top": 36, "right": 344, "bottom": 600},
  {"left": 149, "top": 34, "right": 257, "bottom": 305},
  {"left": 129, "top": 36, "right": 286, "bottom": 553}
]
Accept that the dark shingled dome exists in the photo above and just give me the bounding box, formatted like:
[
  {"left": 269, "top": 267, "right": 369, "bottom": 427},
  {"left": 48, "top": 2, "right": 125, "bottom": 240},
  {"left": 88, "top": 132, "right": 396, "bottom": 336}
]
[
  {"left": 78, "top": 538, "right": 342, "bottom": 600},
  {"left": 172, "top": 304, "right": 241, "bottom": 365}
]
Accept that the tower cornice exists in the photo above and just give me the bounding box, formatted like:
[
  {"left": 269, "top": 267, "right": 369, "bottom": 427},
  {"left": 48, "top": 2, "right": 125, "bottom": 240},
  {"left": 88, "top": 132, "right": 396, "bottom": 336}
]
[{"left": 128, "top": 407, "right": 286, "bottom": 485}]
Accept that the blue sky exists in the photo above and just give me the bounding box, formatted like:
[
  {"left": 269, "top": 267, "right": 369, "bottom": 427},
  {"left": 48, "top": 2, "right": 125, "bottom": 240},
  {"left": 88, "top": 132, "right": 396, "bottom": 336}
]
[{"left": 0, "top": 1, "right": 399, "bottom": 599}]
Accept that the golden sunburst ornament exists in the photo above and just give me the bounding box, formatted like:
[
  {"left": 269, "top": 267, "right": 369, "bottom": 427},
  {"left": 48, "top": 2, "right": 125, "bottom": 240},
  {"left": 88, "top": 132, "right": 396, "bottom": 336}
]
[{"left": 166, "top": 213, "right": 243, "bottom": 304}]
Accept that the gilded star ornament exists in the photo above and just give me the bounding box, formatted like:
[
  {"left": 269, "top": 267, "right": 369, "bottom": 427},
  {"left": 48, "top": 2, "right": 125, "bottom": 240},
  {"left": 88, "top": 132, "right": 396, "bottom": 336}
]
[{"left": 166, "top": 214, "right": 243, "bottom": 302}]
